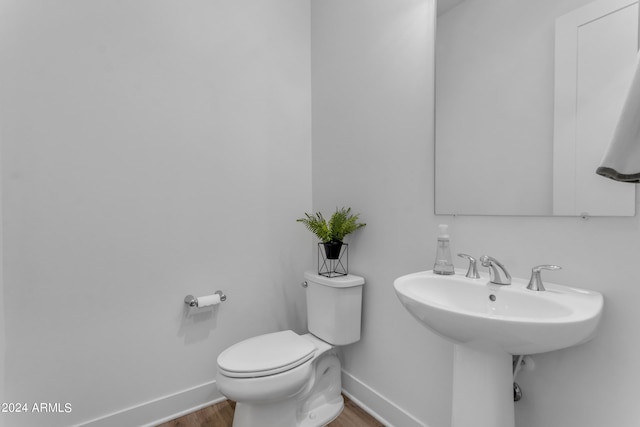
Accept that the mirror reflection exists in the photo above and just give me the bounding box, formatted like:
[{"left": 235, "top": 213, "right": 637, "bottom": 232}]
[{"left": 435, "top": 0, "right": 637, "bottom": 216}]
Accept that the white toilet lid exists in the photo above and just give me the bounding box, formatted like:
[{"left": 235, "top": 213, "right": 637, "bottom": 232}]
[{"left": 217, "top": 330, "right": 316, "bottom": 378}]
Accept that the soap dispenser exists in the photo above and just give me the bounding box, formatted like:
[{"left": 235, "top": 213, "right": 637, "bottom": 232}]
[{"left": 433, "top": 224, "right": 455, "bottom": 275}]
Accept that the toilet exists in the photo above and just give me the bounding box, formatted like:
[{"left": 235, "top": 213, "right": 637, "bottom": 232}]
[{"left": 216, "top": 271, "right": 365, "bottom": 427}]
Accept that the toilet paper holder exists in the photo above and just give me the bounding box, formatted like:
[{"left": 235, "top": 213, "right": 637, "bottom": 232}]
[{"left": 184, "top": 290, "right": 227, "bottom": 308}]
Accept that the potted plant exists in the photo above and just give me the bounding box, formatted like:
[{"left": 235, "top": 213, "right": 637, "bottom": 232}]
[{"left": 297, "top": 207, "right": 366, "bottom": 259}]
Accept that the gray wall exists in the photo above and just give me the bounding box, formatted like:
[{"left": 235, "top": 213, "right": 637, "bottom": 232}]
[{"left": 0, "top": 1, "right": 312, "bottom": 426}]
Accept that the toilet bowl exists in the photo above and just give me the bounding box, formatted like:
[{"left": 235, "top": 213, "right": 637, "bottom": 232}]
[
  {"left": 216, "top": 331, "right": 343, "bottom": 427},
  {"left": 216, "top": 272, "right": 365, "bottom": 427}
]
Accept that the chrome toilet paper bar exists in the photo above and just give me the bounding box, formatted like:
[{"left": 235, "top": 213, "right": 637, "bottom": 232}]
[{"left": 184, "top": 290, "right": 227, "bottom": 308}]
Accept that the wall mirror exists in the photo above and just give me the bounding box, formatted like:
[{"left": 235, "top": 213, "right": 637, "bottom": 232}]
[{"left": 435, "top": 0, "right": 638, "bottom": 216}]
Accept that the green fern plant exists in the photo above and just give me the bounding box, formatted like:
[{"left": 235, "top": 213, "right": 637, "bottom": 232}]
[{"left": 297, "top": 207, "right": 366, "bottom": 243}]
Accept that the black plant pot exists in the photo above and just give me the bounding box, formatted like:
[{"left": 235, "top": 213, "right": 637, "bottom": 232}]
[{"left": 322, "top": 241, "right": 343, "bottom": 260}]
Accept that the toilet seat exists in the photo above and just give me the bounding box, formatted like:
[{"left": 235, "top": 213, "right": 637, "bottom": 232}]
[{"left": 217, "top": 330, "right": 316, "bottom": 378}]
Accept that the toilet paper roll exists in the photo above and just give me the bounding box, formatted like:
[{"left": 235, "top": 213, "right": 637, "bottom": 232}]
[{"left": 197, "top": 294, "right": 221, "bottom": 308}]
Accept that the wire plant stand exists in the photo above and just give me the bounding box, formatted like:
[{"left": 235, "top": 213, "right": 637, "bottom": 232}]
[{"left": 318, "top": 242, "right": 348, "bottom": 277}]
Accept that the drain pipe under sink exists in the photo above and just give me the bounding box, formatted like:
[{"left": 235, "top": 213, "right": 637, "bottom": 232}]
[{"left": 512, "top": 355, "right": 531, "bottom": 402}]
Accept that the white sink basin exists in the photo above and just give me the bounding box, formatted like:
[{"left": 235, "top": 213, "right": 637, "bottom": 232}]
[
  {"left": 393, "top": 269, "right": 603, "bottom": 354},
  {"left": 394, "top": 269, "right": 603, "bottom": 427}
]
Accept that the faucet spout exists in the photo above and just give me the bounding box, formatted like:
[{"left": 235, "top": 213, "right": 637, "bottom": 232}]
[{"left": 479, "top": 255, "right": 511, "bottom": 285}]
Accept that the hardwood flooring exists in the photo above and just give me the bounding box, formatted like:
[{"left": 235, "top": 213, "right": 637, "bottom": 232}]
[{"left": 155, "top": 395, "right": 384, "bottom": 427}]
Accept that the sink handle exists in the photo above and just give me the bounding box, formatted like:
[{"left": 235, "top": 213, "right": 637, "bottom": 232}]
[
  {"left": 527, "top": 265, "right": 562, "bottom": 292},
  {"left": 458, "top": 253, "right": 480, "bottom": 279}
]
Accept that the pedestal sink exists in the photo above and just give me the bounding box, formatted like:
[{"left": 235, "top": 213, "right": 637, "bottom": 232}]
[{"left": 393, "top": 269, "right": 603, "bottom": 427}]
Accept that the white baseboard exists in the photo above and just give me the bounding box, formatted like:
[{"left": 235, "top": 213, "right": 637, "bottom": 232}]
[
  {"left": 73, "top": 372, "right": 426, "bottom": 427},
  {"left": 73, "top": 380, "right": 223, "bottom": 427},
  {"left": 341, "top": 370, "right": 428, "bottom": 427}
]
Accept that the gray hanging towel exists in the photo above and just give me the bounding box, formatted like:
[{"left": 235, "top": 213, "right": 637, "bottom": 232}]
[{"left": 596, "top": 53, "right": 640, "bottom": 183}]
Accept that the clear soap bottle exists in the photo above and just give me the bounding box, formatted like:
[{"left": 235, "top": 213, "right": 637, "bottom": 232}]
[{"left": 433, "top": 224, "right": 455, "bottom": 275}]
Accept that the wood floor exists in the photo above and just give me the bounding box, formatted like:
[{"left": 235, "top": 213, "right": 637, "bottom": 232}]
[{"left": 155, "top": 395, "right": 384, "bottom": 427}]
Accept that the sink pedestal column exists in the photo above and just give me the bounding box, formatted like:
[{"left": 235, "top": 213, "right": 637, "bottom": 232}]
[{"left": 451, "top": 343, "right": 514, "bottom": 427}]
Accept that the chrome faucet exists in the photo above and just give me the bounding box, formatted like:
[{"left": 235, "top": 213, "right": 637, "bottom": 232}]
[
  {"left": 526, "top": 265, "right": 562, "bottom": 291},
  {"left": 458, "top": 253, "right": 480, "bottom": 279},
  {"left": 479, "top": 255, "right": 511, "bottom": 285}
]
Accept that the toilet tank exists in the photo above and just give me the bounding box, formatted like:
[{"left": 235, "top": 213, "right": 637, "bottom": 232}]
[{"left": 303, "top": 271, "right": 365, "bottom": 345}]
